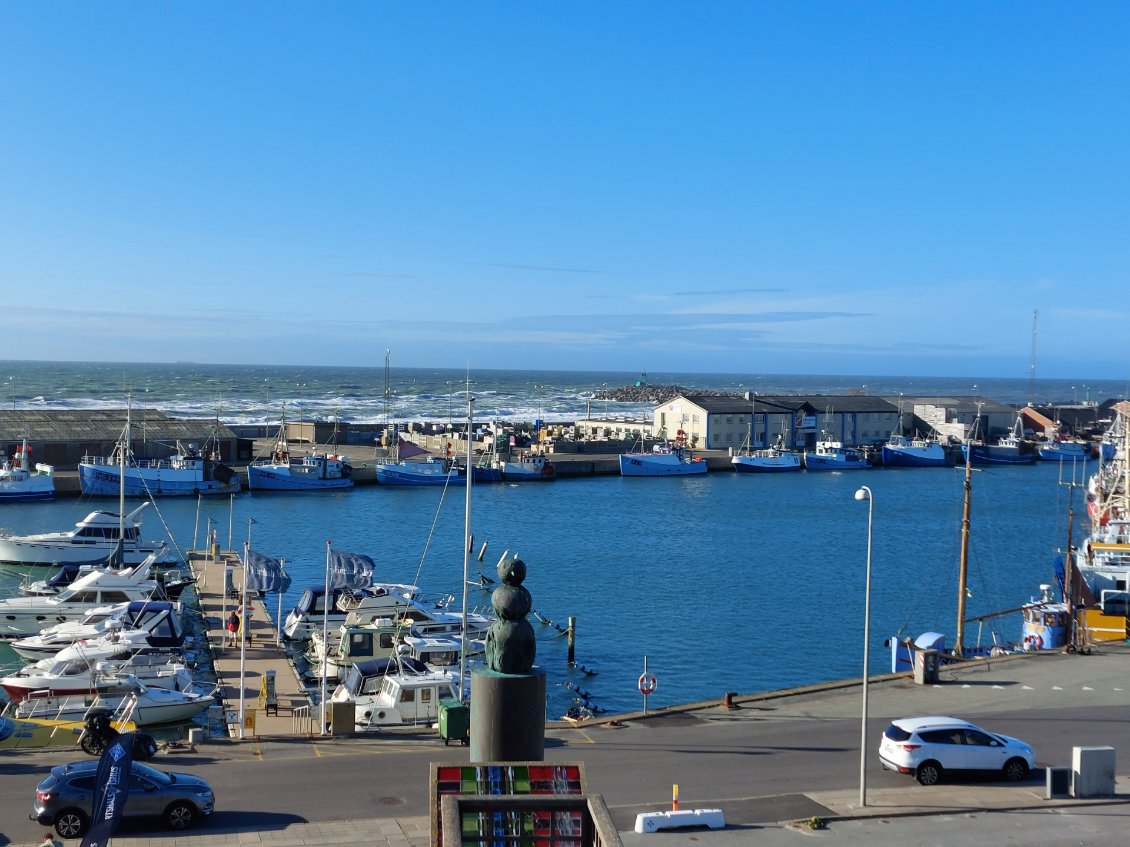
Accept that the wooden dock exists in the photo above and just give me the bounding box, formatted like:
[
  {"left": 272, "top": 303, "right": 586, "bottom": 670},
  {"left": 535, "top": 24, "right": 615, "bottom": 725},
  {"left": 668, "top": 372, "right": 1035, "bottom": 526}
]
[{"left": 186, "top": 548, "right": 317, "bottom": 739}]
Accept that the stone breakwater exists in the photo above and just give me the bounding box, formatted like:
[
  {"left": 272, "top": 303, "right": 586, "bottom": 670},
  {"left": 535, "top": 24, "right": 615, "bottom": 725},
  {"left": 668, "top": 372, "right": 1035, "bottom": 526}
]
[{"left": 591, "top": 384, "right": 738, "bottom": 404}]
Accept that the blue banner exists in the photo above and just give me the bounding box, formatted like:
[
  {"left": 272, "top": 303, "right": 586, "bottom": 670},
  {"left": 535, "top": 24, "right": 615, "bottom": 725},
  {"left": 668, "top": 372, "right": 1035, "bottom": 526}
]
[
  {"left": 245, "top": 550, "right": 292, "bottom": 594},
  {"left": 328, "top": 549, "right": 375, "bottom": 590},
  {"left": 81, "top": 732, "right": 136, "bottom": 847}
]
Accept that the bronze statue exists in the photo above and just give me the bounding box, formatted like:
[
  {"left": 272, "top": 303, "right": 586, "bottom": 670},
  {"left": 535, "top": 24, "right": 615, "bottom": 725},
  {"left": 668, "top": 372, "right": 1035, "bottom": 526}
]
[{"left": 484, "top": 557, "right": 536, "bottom": 674}]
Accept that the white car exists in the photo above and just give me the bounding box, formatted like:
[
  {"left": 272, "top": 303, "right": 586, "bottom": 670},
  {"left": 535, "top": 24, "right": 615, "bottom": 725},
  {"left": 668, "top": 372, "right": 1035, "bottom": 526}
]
[{"left": 879, "top": 716, "right": 1036, "bottom": 785}]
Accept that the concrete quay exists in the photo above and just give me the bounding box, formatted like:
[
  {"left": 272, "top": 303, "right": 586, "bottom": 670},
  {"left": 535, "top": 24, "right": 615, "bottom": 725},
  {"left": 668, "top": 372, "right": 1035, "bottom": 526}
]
[{"left": 7, "top": 641, "right": 1130, "bottom": 846}]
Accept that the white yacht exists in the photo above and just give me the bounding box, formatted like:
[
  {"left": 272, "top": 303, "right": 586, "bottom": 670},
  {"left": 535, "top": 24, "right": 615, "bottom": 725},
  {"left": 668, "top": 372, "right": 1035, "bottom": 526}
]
[
  {"left": 0, "top": 503, "right": 170, "bottom": 567},
  {"left": 330, "top": 656, "right": 460, "bottom": 729},
  {"left": 0, "top": 556, "right": 159, "bottom": 638},
  {"left": 282, "top": 582, "right": 421, "bottom": 641}
]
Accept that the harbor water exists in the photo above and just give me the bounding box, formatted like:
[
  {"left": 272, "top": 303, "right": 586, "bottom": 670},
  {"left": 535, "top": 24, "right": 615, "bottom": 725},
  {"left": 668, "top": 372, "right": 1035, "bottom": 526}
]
[{"left": 0, "top": 457, "right": 1086, "bottom": 718}]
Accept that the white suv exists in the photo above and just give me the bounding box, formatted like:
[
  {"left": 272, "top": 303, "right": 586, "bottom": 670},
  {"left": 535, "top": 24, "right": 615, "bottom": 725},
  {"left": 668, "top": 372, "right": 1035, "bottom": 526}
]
[{"left": 879, "top": 716, "right": 1036, "bottom": 786}]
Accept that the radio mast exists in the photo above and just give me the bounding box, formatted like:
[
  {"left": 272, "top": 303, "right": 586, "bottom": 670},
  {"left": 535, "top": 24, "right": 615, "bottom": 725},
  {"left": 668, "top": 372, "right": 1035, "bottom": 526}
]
[{"left": 1028, "top": 309, "right": 1038, "bottom": 407}]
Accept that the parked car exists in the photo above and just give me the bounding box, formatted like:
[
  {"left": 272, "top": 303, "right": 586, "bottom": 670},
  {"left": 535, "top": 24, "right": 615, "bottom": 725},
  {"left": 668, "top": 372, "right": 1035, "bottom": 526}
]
[
  {"left": 31, "top": 759, "right": 214, "bottom": 838},
  {"left": 879, "top": 715, "right": 1036, "bottom": 786}
]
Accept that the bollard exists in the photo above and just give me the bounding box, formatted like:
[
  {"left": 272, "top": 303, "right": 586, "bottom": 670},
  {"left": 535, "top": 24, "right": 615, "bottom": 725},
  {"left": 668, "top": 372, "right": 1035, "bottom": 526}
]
[
  {"left": 722, "top": 691, "right": 737, "bottom": 709},
  {"left": 672, "top": 783, "right": 679, "bottom": 811},
  {"left": 567, "top": 616, "right": 576, "bottom": 664}
]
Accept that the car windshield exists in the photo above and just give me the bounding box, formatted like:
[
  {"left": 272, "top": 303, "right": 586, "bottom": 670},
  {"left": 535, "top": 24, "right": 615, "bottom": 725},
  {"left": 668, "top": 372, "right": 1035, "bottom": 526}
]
[{"left": 133, "top": 762, "right": 174, "bottom": 786}]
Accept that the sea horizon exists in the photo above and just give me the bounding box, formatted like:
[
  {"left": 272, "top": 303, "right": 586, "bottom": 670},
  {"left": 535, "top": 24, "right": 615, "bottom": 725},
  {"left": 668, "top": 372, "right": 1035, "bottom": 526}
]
[{"left": 1, "top": 359, "right": 1124, "bottom": 428}]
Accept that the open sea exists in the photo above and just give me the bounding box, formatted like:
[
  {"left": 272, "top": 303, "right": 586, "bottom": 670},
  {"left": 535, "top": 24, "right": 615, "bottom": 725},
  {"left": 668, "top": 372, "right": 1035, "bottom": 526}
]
[{"left": 0, "top": 360, "right": 1118, "bottom": 718}]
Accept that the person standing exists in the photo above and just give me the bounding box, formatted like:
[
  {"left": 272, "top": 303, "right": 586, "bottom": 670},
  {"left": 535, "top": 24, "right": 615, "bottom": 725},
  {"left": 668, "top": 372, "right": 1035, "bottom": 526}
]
[{"left": 226, "top": 609, "right": 240, "bottom": 646}]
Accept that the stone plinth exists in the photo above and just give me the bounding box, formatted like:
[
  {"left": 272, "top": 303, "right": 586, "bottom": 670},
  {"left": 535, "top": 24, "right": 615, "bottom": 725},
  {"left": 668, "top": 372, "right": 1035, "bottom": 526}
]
[{"left": 469, "top": 666, "right": 546, "bottom": 762}]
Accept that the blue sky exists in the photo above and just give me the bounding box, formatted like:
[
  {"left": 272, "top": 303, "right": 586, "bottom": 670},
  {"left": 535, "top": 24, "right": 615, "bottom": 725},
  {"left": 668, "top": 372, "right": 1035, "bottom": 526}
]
[{"left": 2, "top": 3, "right": 1127, "bottom": 379}]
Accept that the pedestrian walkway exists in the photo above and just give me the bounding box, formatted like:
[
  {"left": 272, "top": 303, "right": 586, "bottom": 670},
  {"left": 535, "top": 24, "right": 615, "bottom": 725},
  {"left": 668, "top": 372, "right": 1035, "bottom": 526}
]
[{"left": 187, "top": 549, "right": 316, "bottom": 739}]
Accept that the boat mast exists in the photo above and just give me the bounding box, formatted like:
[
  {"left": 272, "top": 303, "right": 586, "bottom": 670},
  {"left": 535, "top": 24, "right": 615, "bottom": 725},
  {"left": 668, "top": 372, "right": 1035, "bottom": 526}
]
[
  {"left": 953, "top": 411, "right": 975, "bottom": 658},
  {"left": 459, "top": 393, "right": 474, "bottom": 703},
  {"left": 116, "top": 394, "right": 131, "bottom": 567}
]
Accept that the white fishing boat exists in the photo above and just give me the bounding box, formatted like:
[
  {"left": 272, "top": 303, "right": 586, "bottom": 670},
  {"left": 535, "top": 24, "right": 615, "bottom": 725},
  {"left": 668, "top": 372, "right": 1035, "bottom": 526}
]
[
  {"left": 0, "top": 555, "right": 159, "bottom": 638},
  {"left": 330, "top": 656, "right": 460, "bottom": 729},
  {"left": 79, "top": 395, "right": 240, "bottom": 497},
  {"left": 881, "top": 433, "right": 947, "bottom": 467},
  {"left": 247, "top": 406, "right": 353, "bottom": 491},
  {"left": 619, "top": 436, "right": 707, "bottom": 477},
  {"left": 803, "top": 436, "right": 871, "bottom": 471},
  {"left": 0, "top": 439, "right": 55, "bottom": 502},
  {"left": 496, "top": 453, "right": 556, "bottom": 482},
  {"left": 375, "top": 456, "right": 465, "bottom": 486},
  {"left": 732, "top": 432, "right": 803, "bottom": 473},
  {"left": 0, "top": 503, "right": 170, "bottom": 567}
]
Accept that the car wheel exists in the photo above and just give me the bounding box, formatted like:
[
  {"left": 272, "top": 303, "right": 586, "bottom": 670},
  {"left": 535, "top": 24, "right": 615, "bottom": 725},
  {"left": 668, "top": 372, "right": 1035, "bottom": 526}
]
[
  {"left": 915, "top": 760, "right": 943, "bottom": 786},
  {"left": 1003, "top": 758, "right": 1029, "bottom": 782},
  {"left": 54, "top": 808, "right": 89, "bottom": 838},
  {"left": 165, "top": 801, "right": 196, "bottom": 830}
]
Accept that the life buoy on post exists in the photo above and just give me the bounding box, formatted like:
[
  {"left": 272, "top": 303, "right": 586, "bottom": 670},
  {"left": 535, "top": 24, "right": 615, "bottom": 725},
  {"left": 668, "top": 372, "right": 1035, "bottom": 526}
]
[{"left": 638, "top": 672, "right": 657, "bottom": 696}]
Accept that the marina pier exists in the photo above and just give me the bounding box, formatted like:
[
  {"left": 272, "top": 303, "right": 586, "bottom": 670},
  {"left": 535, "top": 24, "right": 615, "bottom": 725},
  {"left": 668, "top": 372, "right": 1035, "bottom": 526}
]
[{"left": 187, "top": 548, "right": 315, "bottom": 738}]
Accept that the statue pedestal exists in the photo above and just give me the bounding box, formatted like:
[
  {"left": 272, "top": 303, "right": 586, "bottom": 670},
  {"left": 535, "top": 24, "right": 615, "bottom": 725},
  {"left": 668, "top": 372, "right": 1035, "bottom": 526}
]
[{"left": 470, "top": 666, "right": 546, "bottom": 762}]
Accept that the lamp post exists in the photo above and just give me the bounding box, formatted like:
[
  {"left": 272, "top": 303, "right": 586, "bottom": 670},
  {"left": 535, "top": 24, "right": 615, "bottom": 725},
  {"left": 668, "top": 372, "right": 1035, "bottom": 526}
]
[{"left": 854, "top": 485, "right": 874, "bottom": 808}]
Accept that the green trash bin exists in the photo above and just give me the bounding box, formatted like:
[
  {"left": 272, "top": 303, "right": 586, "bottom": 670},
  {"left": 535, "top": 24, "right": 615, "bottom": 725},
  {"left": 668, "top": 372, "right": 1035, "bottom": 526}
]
[{"left": 438, "top": 698, "right": 469, "bottom": 746}]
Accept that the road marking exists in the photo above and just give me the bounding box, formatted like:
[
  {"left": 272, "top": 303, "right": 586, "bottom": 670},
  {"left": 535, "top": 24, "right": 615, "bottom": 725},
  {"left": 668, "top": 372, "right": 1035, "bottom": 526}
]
[{"left": 1052, "top": 686, "right": 1063, "bottom": 690}]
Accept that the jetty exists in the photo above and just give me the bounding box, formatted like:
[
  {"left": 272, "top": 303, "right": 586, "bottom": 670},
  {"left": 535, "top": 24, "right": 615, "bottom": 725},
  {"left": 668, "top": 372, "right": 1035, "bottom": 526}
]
[{"left": 187, "top": 548, "right": 316, "bottom": 738}]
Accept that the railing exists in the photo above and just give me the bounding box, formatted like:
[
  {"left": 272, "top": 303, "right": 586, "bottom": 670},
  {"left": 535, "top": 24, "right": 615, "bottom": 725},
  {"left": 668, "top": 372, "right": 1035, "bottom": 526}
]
[
  {"left": 292, "top": 704, "right": 313, "bottom": 735},
  {"left": 440, "top": 795, "right": 623, "bottom": 847}
]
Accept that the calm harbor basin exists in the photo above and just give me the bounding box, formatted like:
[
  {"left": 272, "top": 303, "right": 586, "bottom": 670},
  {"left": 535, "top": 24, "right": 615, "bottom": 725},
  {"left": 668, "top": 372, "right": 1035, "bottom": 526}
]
[{"left": 0, "top": 456, "right": 1081, "bottom": 717}]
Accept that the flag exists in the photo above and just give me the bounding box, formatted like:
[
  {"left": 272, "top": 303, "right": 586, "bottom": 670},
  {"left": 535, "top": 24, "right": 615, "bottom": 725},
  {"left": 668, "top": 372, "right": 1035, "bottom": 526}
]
[
  {"left": 80, "top": 732, "right": 136, "bottom": 847},
  {"left": 328, "top": 549, "right": 375, "bottom": 590},
  {"left": 396, "top": 437, "right": 428, "bottom": 460},
  {"left": 245, "top": 550, "right": 291, "bottom": 593}
]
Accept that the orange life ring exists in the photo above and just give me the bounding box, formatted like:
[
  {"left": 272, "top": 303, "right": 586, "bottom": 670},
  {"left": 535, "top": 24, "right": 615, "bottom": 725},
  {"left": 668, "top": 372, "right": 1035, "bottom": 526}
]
[{"left": 638, "top": 672, "right": 657, "bottom": 696}]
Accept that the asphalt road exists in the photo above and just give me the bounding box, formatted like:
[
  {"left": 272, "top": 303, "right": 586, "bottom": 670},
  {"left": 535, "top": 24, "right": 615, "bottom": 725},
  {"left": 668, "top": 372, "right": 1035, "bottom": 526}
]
[{"left": 4, "top": 648, "right": 1130, "bottom": 843}]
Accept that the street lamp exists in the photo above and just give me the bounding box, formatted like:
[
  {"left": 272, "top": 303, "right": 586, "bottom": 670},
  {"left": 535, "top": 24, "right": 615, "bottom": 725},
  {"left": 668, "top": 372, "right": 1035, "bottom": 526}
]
[{"left": 854, "top": 485, "right": 874, "bottom": 808}]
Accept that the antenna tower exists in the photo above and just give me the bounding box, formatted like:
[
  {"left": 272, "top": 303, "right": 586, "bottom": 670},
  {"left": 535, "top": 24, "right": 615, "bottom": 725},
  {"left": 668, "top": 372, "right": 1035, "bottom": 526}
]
[{"left": 1028, "top": 309, "right": 1038, "bottom": 406}]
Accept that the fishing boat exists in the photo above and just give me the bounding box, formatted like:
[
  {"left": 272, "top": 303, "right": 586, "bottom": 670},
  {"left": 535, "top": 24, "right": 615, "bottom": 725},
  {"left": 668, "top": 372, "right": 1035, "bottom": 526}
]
[
  {"left": 375, "top": 456, "right": 465, "bottom": 486},
  {"left": 79, "top": 396, "right": 240, "bottom": 497},
  {"left": 803, "top": 435, "right": 871, "bottom": 471},
  {"left": 330, "top": 656, "right": 460, "bottom": 729},
  {"left": 247, "top": 406, "right": 353, "bottom": 491},
  {"left": 732, "top": 432, "right": 802, "bottom": 473},
  {"left": 619, "top": 433, "right": 707, "bottom": 477},
  {"left": 962, "top": 413, "right": 1037, "bottom": 466},
  {"left": 0, "top": 439, "right": 55, "bottom": 502},
  {"left": 1070, "top": 403, "right": 1130, "bottom": 642},
  {"left": 0, "top": 555, "right": 159, "bottom": 638},
  {"left": 881, "top": 431, "right": 947, "bottom": 467},
  {"left": 0, "top": 503, "right": 170, "bottom": 567},
  {"left": 1037, "top": 437, "right": 1090, "bottom": 462},
  {"left": 496, "top": 452, "right": 556, "bottom": 481}
]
